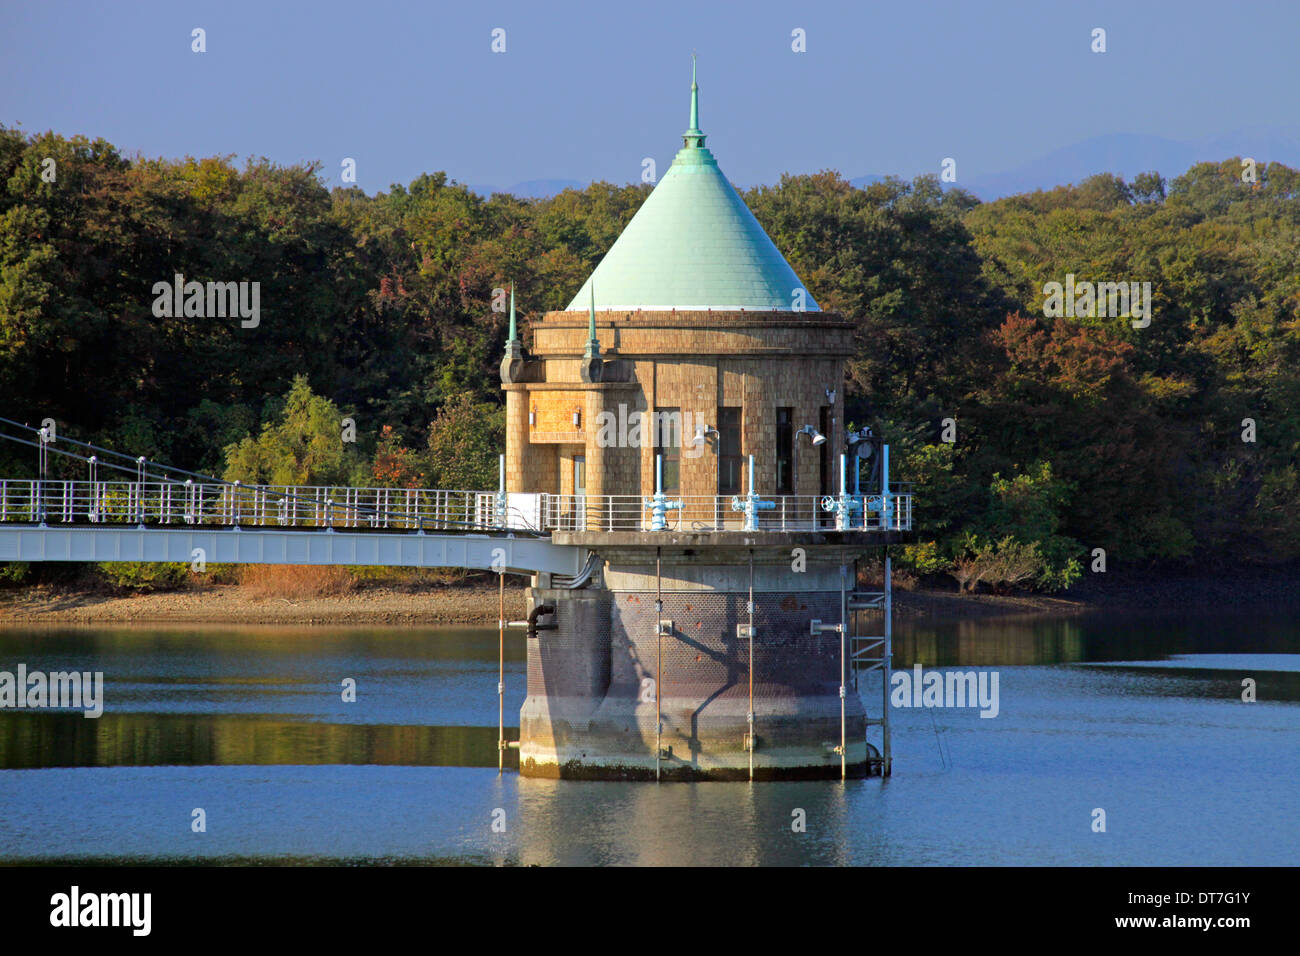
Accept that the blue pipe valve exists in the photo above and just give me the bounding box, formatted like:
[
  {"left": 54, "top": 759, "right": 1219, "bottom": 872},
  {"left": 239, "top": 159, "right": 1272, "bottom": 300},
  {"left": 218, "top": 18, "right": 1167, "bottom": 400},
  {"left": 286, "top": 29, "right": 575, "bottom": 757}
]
[
  {"left": 644, "top": 491, "right": 683, "bottom": 531},
  {"left": 820, "top": 493, "right": 863, "bottom": 530},
  {"left": 729, "top": 455, "right": 774, "bottom": 531},
  {"left": 644, "top": 454, "right": 683, "bottom": 531},
  {"left": 730, "top": 492, "right": 775, "bottom": 532},
  {"left": 820, "top": 453, "right": 866, "bottom": 530}
]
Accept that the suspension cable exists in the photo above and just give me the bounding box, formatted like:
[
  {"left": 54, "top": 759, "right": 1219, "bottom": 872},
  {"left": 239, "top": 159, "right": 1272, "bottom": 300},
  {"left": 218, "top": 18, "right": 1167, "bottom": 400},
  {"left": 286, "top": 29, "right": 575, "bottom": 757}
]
[{"left": 0, "top": 417, "right": 491, "bottom": 532}]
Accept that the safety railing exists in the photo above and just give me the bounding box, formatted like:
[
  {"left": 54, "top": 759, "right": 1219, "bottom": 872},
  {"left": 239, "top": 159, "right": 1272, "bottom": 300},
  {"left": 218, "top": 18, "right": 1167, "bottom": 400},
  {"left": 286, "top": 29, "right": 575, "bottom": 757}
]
[
  {"left": 0, "top": 480, "right": 912, "bottom": 534},
  {"left": 0, "top": 480, "right": 500, "bottom": 532},
  {"left": 532, "top": 491, "right": 912, "bottom": 533}
]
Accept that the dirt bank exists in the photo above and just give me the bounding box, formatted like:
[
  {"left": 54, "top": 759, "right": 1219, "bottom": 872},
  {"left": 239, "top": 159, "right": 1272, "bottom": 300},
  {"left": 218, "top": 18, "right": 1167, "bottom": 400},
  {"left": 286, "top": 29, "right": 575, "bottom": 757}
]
[
  {"left": 1, "top": 563, "right": 1297, "bottom": 628},
  {"left": 0, "top": 582, "right": 529, "bottom": 627},
  {"left": 0, "top": 581, "right": 1075, "bottom": 627}
]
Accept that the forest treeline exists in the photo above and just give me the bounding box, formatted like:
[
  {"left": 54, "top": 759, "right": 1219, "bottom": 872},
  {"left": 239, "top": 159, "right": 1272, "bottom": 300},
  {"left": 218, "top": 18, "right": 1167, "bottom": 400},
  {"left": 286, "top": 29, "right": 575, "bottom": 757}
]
[{"left": 1, "top": 125, "right": 1297, "bottom": 589}]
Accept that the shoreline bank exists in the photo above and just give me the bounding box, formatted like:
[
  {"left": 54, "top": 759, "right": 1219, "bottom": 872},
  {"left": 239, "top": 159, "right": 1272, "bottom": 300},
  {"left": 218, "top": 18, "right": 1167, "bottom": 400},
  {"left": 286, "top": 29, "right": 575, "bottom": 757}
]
[{"left": 3, "top": 564, "right": 1298, "bottom": 627}]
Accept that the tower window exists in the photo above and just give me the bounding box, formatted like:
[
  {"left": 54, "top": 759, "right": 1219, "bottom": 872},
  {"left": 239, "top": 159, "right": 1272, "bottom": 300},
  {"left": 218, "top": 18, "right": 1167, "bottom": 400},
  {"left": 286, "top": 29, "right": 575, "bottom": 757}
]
[
  {"left": 718, "top": 407, "right": 742, "bottom": 494},
  {"left": 776, "top": 407, "right": 793, "bottom": 494},
  {"left": 655, "top": 407, "right": 681, "bottom": 493},
  {"left": 819, "top": 406, "right": 831, "bottom": 498}
]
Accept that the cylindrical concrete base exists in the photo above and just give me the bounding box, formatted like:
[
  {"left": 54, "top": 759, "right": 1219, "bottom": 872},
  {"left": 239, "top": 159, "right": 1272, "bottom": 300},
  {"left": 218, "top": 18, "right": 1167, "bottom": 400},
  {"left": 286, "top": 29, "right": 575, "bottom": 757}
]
[{"left": 519, "top": 561, "right": 876, "bottom": 780}]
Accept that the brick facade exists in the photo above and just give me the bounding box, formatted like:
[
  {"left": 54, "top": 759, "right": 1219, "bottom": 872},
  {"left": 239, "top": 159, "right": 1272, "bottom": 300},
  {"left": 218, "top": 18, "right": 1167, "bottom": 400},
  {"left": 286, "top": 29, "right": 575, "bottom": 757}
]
[{"left": 505, "top": 310, "right": 854, "bottom": 501}]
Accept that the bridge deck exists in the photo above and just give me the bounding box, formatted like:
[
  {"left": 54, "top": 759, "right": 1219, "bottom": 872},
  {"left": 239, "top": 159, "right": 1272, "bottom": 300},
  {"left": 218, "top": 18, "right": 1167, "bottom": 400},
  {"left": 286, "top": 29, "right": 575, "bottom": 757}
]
[
  {"left": 0, "top": 477, "right": 910, "bottom": 576},
  {"left": 0, "top": 525, "right": 584, "bottom": 576}
]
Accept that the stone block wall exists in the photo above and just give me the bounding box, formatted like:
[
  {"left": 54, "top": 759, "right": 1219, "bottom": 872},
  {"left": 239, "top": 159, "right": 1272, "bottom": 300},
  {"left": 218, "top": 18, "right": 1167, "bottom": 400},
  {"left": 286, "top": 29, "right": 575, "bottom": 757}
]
[{"left": 507, "top": 311, "right": 856, "bottom": 509}]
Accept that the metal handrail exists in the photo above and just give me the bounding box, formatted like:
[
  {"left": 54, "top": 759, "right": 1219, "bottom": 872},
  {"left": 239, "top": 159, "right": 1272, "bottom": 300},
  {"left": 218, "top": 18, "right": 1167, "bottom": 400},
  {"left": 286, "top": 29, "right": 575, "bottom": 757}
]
[{"left": 0, "top": 479, "right": 913, "bottom": 534}]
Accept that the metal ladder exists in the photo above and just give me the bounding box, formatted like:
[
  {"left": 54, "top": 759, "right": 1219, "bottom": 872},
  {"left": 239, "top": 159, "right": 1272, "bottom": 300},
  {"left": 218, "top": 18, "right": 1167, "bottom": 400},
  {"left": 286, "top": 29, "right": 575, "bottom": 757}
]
[{"left": 847, "top": 559, "right": 893, "bottom": 774}]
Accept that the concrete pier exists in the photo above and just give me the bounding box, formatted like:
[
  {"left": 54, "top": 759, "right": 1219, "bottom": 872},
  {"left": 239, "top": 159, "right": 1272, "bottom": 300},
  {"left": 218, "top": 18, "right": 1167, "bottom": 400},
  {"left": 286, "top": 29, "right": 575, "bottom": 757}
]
[{"left": 519, "top": 534, "right": 898, "bottom": 779}]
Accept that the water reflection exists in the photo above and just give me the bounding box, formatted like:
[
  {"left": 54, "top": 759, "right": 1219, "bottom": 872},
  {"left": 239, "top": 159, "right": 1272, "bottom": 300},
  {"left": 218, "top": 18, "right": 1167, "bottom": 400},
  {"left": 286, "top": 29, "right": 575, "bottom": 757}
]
[
  {"left": 887, "top": 609, "right": 1300, "bottom": 666},
  {"left": 0, "top": 611, "right": 1297, "bottom": 865},
  {"left": 515, "top": 778, "right": 855, "bottom": 866},
  {"left": 0, "top": 713, "right": 518, "bottom": 769}
]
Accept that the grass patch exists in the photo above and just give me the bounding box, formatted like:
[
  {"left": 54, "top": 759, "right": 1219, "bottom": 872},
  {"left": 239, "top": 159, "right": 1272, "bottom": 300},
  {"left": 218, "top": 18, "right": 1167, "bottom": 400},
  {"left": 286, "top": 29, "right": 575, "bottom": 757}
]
[{"left": 239, "top": 564, "right": 355, "bottom": 599}]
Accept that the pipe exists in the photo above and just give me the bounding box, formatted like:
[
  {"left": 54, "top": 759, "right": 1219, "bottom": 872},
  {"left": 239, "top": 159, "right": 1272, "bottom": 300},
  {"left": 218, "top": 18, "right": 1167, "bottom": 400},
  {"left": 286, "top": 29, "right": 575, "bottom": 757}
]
[
  {"left": 497, "top": 570, "right": 505, "bottom": 773},
  {"left": 839, "top": 554, "right": 847, "bottom": 780},
  {"left": 656, "top": 546, "right": 663, "bottom": 782},
  {"left": 729, "top": 455, "right": 775, "bottom": 531},
  {"left": 839, "top": 453, "right": 847, "bottom": 531},
  {"left": 884, "top": 551, "right": 893, "bottom": 775},
  {"left": 882, "top": 443, "right": 891, "bottom": 528},
  {"left": 525, "top": 603, "right": 556, "bottom": 640},
  {"left": 553, "top": 551, "right": 599, "bottom": 589},
  {"left": 748, "top": 548, "right": 754, "bottom": 781}
]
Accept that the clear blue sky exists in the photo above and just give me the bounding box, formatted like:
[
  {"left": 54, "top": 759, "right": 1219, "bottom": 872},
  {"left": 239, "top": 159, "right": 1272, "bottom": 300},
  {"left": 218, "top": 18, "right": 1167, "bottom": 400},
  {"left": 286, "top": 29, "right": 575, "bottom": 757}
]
[{"left": 2, "top": 0, "right": 1297, "bottom": 193}]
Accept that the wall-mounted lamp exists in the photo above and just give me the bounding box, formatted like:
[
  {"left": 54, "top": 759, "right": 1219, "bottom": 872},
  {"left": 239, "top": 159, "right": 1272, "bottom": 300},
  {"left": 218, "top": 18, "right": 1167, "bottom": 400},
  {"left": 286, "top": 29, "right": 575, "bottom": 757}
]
[
  {"left": 572, "top": 410, "right": 581, "bottom": 428},
  {"left": 693, "top": 423, "right": 720, "bottom": 446},
  {"left": 847, "top": 426, "right": 875, "bottom": 455},
  {"left": 825, "top": 387, "right": 837, "bottom": 404},
  {"left": 797, "top": 424, "right": 826, "bottom": 446},
  {"left": 529, "top": 406, "right": 536, "bottom": 426}
]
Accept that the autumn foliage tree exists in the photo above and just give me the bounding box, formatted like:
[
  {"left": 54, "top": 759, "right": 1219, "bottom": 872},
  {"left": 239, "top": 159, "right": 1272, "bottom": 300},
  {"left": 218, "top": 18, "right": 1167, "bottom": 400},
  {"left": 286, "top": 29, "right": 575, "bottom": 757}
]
[{"left": 2, "top": 122, "right": 1298, "bottom": 588}]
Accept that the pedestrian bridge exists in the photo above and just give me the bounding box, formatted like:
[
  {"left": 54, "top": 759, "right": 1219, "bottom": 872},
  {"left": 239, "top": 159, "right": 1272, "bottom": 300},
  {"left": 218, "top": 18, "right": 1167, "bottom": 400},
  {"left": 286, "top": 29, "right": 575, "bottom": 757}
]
[
  {"left": 0, "top": 417, "right": 911, "bottom": 579},
  {"left": 0, "top": 478, "right": 589, "bottom": 578}
]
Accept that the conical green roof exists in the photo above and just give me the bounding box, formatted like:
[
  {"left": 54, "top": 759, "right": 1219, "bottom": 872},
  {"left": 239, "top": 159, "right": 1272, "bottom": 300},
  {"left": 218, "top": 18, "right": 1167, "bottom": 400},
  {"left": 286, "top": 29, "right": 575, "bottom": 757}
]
[{"left": 564, "top": 63, "right": 819, "bottom": 313}]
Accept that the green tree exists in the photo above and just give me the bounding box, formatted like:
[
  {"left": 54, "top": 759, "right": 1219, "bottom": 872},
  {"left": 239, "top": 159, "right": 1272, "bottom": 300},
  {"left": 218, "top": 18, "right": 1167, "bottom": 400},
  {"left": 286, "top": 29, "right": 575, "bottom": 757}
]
[
  {"left": 425, "top": 392, "right": 505, "bottom": 489},
  {"left": 223, "top": 375, "right": 364, "bottom": 486}
]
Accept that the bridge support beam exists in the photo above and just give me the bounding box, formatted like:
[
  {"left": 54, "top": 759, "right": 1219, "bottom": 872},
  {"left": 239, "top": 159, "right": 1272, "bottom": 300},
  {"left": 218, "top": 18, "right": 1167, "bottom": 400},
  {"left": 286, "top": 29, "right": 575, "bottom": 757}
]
[{"left": 0, "top": 526, "right": 584, "bottom": 576}]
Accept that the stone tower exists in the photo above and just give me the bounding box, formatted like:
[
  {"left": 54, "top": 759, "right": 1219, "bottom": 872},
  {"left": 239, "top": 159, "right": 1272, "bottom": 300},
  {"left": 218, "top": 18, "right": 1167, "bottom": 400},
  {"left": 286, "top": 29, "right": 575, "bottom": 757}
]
[{"left": 500, "top": 62, "right": 908, "bottom": 779}]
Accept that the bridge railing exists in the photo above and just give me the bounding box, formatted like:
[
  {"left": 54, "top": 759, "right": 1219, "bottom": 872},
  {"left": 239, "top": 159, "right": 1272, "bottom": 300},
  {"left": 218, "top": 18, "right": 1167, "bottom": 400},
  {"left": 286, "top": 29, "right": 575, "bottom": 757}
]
[
  {"left": 0, "top": 480, "right": 913, "bottom": 534},
  {"left": 535, "top": 493, "right": 912, "bottom": 533},
  {"left": 0, "top": 479, "right": 504, "bottom": 532}
]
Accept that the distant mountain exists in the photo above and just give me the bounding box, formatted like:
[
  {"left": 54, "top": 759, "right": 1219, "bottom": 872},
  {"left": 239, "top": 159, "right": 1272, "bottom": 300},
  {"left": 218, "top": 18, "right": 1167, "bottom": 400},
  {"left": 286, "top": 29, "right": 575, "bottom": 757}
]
[
  {"left": 848, "top": 173, "right": 891, "bottom": 189},
  {"left": 466, "top": 178, "right": 585, "bottom": 199},
  {"left": 467, "top": 127, "right": 1300, "bottom": 203},
  {"left": 931, "top": 126, "right": 1300, "bottom": 201}
]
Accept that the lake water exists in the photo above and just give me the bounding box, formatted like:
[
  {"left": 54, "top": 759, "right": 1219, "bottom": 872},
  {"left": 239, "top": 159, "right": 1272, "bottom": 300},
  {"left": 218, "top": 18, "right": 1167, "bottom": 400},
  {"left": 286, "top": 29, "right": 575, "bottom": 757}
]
[{"left": 0, "top": 611, "right": 1297, "bottom": 866}]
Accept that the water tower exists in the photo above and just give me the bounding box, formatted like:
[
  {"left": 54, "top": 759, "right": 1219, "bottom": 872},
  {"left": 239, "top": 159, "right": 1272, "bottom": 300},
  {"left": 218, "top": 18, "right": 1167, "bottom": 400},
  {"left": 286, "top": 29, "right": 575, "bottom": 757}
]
[{"left": 499, "top": 63, "right": 910, "bottom": 779}]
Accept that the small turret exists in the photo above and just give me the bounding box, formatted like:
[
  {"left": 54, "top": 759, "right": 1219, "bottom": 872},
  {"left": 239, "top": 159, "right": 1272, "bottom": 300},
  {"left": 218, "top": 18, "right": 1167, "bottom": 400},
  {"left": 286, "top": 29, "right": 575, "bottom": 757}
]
[
  {"left": 579, "top": 284, "right": 603, "bottom": 383},
  {"left": 683, "top": 54, "right": 706, "bottom": 150},
  {"left": 500, "top": 282, "right": 526, "bottom": 384}
]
